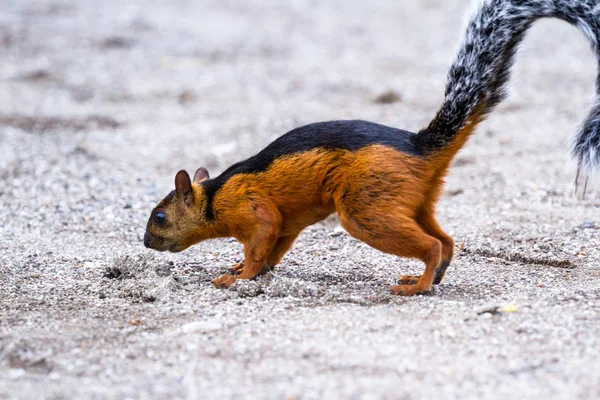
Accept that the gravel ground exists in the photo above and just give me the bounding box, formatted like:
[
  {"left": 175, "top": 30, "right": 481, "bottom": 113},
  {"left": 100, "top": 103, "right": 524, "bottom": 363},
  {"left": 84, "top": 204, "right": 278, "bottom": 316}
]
[{"left": 1, "top": 0, "right": 600, "bottom": 399}]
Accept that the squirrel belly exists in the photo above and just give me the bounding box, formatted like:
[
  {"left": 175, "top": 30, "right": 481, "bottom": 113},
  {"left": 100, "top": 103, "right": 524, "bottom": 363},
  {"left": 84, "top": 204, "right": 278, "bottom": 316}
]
[{"left": 145, "top": 0, "right": 600, "bottom": 296}]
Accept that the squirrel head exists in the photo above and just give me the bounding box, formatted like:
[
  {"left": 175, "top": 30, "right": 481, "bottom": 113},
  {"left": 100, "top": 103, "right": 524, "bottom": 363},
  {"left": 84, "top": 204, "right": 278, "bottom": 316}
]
[{"left": 144, "top": 168, "right": 212, "bottom": 252}]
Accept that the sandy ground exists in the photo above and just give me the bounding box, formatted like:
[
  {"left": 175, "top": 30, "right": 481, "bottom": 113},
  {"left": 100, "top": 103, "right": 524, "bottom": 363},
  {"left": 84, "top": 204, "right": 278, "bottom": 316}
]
[{"left": 1, "top": 0, "right": 600, "bottom": 399}]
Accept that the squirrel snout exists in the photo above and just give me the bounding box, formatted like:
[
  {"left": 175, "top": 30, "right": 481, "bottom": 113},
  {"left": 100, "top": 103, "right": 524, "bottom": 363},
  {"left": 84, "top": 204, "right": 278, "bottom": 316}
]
[{"left": 143, "top": 232, "right": 170, "bottom": 251}]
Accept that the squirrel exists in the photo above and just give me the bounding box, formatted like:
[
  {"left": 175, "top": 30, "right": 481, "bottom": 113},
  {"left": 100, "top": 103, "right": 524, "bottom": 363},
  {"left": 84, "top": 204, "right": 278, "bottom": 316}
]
[{"left": 144, "top": 0, "right": 600, "bottom": 296}]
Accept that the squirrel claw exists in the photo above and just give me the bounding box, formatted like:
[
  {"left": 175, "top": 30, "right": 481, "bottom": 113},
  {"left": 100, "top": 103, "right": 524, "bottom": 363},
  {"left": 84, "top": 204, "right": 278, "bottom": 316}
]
[
  {"left": 397, "top": 275, "right": 421, "bottom": 285},
  {"left": 230, "top": 262, "right": 244, "bottom": 276},
  {"left": 212, "top": 274, "right": 236, "bottom": 289}
]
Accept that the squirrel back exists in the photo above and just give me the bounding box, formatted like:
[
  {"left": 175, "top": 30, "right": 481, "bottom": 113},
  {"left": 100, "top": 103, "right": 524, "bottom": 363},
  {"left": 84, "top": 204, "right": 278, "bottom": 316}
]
[{"left": 412, "top": 0, "right": 600, "bottom": 192}]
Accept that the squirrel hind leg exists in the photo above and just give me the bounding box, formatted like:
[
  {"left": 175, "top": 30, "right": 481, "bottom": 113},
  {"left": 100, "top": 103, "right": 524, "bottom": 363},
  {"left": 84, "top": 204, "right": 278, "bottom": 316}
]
[
  {"left": 415, "top": 207, "right": 455, "bottom": 285},
  {"left": 336, "top": 207, "right": 442, "bottom": 296}
]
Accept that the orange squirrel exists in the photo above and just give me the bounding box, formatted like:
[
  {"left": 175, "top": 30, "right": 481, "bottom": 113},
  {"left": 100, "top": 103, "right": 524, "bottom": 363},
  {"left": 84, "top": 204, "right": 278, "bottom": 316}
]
[{"left": 144, "top": 0, "right": 600, "bottom": 295}]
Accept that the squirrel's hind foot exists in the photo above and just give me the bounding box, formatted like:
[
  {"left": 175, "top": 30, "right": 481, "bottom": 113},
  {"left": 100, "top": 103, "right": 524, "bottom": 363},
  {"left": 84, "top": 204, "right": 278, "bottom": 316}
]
[
  {"left": 432, "top": 261, "right": 451, "bottom": 285},
  {"left": 396, "top": 275, "right": 420, "bottom": 285},
  {"left": 391, "top": 284, "right": 432, "bottom": 296},
  {"left": 399, "top": 259, "right": 451, "bottom": 287}
]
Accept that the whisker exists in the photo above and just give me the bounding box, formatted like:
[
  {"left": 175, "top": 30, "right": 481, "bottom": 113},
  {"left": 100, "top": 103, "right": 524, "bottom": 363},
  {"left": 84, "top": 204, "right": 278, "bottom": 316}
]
[
  {"left": 133, "top": 221, "right": 146, "bottom": 230},
  {"left": 124, "top": 220, "right": 147, "bottom": 231}
]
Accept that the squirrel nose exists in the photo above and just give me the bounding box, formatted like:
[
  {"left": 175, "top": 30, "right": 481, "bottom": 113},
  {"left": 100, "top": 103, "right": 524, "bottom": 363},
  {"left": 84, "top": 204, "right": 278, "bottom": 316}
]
[{"left": 143, "top": 233, "right": 150, "bottom": 248}]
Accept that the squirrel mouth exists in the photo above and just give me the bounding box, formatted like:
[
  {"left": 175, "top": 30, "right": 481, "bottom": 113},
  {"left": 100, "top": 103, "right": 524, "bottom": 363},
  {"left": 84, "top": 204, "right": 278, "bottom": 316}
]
[
  {"left": 143, "top": 231, "right": 186, "bottom": 253},
  {"left": 144, "top": 232, "right": 169, "bottom": 251}
]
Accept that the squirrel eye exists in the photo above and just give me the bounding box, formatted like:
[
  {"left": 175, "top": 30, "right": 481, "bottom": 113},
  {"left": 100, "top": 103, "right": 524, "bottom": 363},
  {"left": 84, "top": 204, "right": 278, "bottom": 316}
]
[{"left": 153, "top": 211, "right": 166, "bottom": 225}]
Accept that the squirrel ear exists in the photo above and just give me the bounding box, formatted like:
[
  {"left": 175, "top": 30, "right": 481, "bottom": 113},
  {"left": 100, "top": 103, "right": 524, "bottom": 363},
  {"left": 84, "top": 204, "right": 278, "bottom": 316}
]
[
  {"left": 193, "top": 167, "right": 210, "bottom": 183},
  {"left": 175, "top": 170, "right": 192, "bottom": 204}
]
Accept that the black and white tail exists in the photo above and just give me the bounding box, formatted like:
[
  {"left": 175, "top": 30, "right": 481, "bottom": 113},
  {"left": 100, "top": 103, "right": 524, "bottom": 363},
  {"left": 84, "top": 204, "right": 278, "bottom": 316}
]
[{"left": 412, "top": 0, "right": 600, "bottom": 192}]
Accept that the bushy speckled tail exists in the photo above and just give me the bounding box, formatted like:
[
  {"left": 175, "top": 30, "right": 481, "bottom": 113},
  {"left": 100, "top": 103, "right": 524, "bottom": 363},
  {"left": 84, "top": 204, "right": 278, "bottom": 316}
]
[{"left": 413, "top": 0, "right": 600, "bottom": 191}]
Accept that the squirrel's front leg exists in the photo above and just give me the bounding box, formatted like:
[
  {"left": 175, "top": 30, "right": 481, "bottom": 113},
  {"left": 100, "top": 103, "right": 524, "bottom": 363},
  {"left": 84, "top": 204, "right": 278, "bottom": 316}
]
[
  {"left": 212, "top": 231, "right": 278, "bottom": 288},
  {"left": 212, "top": 203, "right": 281, "bottom": 289}
]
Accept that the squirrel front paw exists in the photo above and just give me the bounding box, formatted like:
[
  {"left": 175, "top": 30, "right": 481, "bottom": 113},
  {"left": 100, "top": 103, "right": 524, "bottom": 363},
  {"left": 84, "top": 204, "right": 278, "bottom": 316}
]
[
  {"left": 229, "top": 261, "right": 273, "bottom": 277},
  {"left": 212, "top": 274, "right": 236, "bottom": 289},
  {"left": 229, "top": 262, "right": 245, "bottom": 275}
]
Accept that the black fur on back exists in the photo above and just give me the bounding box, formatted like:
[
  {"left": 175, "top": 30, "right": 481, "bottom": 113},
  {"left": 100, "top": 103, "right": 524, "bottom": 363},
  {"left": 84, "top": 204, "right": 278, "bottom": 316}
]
[{"left": 201, "top": 120, "right": 419, "bottom": 219}]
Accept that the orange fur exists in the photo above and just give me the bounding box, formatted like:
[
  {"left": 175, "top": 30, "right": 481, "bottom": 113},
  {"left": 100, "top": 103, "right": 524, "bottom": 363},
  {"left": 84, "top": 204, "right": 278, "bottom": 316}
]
[{"left": 145, "top": 111, "right": 484, "bottom": 295}]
